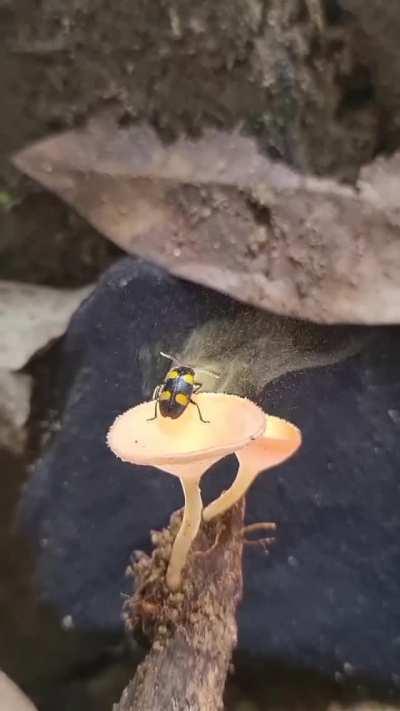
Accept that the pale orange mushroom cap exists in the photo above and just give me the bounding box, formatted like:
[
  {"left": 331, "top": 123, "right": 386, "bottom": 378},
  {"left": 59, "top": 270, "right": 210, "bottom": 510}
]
[
  {"left": 107, "top": 392, "right": 301, "bottom": 590},
  {"left": 202, "top": 413, "right": 302, "bottom": 521},
  {"left": 107, "top": 393, "right": 266, "bottom": 477}
]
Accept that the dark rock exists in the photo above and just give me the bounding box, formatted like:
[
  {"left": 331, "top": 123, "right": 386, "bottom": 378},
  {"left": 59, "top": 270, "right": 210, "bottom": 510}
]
[{"left": 21, "top": 257, "right": 400, "bottom": 688}]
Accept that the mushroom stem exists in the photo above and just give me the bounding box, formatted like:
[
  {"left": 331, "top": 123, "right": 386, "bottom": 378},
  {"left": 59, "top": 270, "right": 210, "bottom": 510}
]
[
  {"left": 203, "top": 417, "right": 302, "bottom": 522},
  {"left": 203, "top": 465, "right": 257, "bottom": 522},
  {"left": 166, "top": 477, "right": 203, "bottom": 590}
]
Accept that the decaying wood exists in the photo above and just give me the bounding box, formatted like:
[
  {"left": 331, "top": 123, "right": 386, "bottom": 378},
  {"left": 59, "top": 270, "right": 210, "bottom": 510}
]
[{"left": 114, "top": 502, "right": 245, "bottom": 711}]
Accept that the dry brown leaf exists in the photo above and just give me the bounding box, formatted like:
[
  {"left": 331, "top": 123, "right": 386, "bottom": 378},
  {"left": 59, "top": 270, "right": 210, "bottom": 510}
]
[
  {"left": 0, "top": 370, "right": 32, "bottom": 455},
  {"left": 12, "top": 110, "right": 400, "bottom": 324},
  {"left": 0, "top": 281, "right": 93, "bottom": 371},
  {"left": 0, "top": 670, "right": 37, "bottom": 711},
  {"left": 0, "top": 281, "right": 93, "bottom": 453}
]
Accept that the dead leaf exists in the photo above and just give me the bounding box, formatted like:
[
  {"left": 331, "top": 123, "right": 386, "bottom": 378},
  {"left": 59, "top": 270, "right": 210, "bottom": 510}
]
[
  {"left": 0, "top": 281, "right": 93, "bottom": 371},
  {"left": 0, "top": 370, "right": 32, "bottom": 455},
  {"left": 0, "top": 281, "right": 93, "bottom": 453},
  {"left": 12, "top": 110, "right": 400, "bottom": 324},
  {"left": 0, "top": 670, "right": 38, "bottom": 711}
]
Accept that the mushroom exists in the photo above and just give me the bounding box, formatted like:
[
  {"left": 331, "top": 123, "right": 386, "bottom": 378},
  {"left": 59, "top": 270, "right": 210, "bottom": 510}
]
[
  {"left": 107, "top": 393, "right": 300, "bottom": 590},
  {"left": 202, "top": 415, "right": 302, "bottom": 522}
]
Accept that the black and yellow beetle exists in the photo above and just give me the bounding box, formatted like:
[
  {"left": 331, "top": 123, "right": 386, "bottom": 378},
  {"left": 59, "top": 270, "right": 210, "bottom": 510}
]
[{"left": 147, "top": 352, "right": 218, "bottom": 423}]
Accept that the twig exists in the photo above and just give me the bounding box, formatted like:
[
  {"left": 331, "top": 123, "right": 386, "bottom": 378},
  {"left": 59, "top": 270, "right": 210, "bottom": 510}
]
[
  {"left": 114, "top": 502, "right": 245, "bottom": 711},
  {"left": 242, "top": 522, "right": 277, "bottom": 536}
]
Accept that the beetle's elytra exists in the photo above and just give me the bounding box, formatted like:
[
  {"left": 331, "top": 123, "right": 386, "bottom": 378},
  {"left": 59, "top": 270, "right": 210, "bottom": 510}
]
[{"left": 148, "top": 352, "right": 219, "bottom": 423}]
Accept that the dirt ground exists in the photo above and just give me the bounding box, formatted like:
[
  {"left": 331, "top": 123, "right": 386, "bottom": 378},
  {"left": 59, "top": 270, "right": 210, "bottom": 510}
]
[{"left": 2, "top": 0, "right": 399, "bottom": 287}]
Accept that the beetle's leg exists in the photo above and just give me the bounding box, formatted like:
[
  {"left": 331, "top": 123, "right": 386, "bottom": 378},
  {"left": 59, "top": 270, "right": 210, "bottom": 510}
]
[
  {"left": 151, "top": 384, "right": 161, "bottom": 400},
  {"left": 190, "top": 398, "right": 210, "bottom": 424},
  {"left": 147, "top": 399, "right": 159, "bottom": 421},
  {"left": 147, "top": 385, "right": 160, "bottom": 421},
  {"left": 192, "top": 382, "right": 209, "bottom": 422}
]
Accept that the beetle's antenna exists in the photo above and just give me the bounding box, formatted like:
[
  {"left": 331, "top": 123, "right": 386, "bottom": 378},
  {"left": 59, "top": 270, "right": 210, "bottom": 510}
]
[
  {"left": 160, "top": 351, "right": 180, "bottom": 364},
  {"left": 160, "top": 351, "right": 219, "bottom": 377}
]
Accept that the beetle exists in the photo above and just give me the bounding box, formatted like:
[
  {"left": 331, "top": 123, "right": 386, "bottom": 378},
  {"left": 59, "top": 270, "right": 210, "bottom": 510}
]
[{"left": 147, "top": 351, "right": 218, "bottom": 423}]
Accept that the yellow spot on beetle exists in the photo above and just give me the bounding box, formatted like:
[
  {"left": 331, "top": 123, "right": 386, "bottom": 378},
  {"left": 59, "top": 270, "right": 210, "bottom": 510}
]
[
  {"left": 182, "top": 373, "right": 194, "bottom": 384},
  {"left": 175, "top": 393, "right": 189, "bottom": 406},
  {"left": 168, "top": 369, "right": 179, "bottom": 380},
  {"left": 159, "top": 390, "right": 172, "bottom": 401}
]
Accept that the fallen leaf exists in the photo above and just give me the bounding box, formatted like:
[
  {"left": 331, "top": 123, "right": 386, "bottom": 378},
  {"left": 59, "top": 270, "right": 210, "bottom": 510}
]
[
  {"left": 0, "top": 281, "right": 93, "bottom": 371},
  {"left": 0, "top": 670, "right": 38, "bottom": 711},
  {"left": 0, "top": 281, "right": 93, "bottom": 453},
  {"left": 0, "top": 370, "right": 32, "bottom": 455},
  {"left": 12, "top": 110, "right": 400, "bottom": 324}
]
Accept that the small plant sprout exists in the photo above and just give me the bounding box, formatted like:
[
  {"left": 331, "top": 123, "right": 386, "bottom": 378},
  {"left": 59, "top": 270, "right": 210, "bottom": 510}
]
[{"left": 107, "top": 393, "right": 301, "bottom": 590}]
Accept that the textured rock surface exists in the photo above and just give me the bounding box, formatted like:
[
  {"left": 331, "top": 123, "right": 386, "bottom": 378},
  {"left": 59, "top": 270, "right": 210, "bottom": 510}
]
[
  {"left": 339, "top": 0, "right": 400, "bottom": 150},
  {"left": 0, "top": 0, "right": 379, "bottom": 178},
  {"left": 21, "top": 258, "right": 400, "bottom": 687}
]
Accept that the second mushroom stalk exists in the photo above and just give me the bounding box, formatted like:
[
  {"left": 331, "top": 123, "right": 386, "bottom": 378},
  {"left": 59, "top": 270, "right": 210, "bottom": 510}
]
[{"left": 166, "top": 414, "right": 301, "bottom": 590}]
